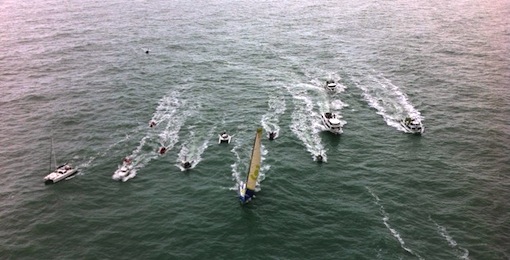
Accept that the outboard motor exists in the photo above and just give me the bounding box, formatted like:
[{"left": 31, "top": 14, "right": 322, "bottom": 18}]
[
  {"left": 316, "top": 154, "right": 323, "bottom": 163},
  {"left": 269, "top": 132, "right": 275, "bottom": 140}
]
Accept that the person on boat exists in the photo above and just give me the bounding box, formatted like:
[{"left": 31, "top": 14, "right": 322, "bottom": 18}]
[
  {"left": 123, "top": 157, "right": 131, "bottom": 164},
  {"left": 149, "top": 120, "right": 156, "bottom": 127},
  {"left": 221, "top": 132, "right": 228, "bottom": 138}
]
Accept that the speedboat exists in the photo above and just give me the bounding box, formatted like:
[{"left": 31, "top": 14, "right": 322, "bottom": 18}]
[
  {"left": 324, "top": 79, "right": 338, "bottom": 92},
  {"left": 268, "top": 131, "right": 278, "bottom": 140},
  {"left": 158, "top": 147, "right": 167, "bottom": 155},
  {"left": 44, "top": 163, "right": 78, "bottom": 184},
  {"left": 112, "top": 158, "right": 134, "bottom": 182},
  {"left": 218, "top": 132, "right": 232, "bottom": 144},
  {"left": 320, "top": 112, "right": 343, "bottom": 134},
  {"left": 181, "top": 161, "right": 193, "bottom": 170},
  {"left": 400, "top": 117, "right": 424, "bottom": 134}
]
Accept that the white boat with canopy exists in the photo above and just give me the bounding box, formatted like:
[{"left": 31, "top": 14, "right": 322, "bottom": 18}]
[
  {"left": 400, "top": 117, "right": 424, "bottom": 134},
  {"left": 324, "top": 79, "right": 338, "bottom": 92},
  {"left": 321, "top": 112, "right": 343, "bottom": 134}
]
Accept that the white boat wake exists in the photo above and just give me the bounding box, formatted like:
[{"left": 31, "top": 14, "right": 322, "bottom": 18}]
[
  {"left": 366, "top": 187, "right": 424, "bottom": 260},
  {"left": 112, "top": 91, "right": 193, "bottom": 182},
  {"left": 430, "top": 216, "right": 471, "bottom": 260},
  {"left": 77, "top": 132, "right": 132, "bottom": 174},
  {"left": 175, "top": 125, "right": 216, "bottom": 171},
  {"left": 286, "top": 83, "right": 328, "bottom": 162},
  {"left": 229, "top": 137, "right": 269, "bottom": 191},
  {"left": 261, "top": 95, "right": 286, "bottom": 139},
  {"left": 354, "top": 72, "right": 423, "bottom": 132}
]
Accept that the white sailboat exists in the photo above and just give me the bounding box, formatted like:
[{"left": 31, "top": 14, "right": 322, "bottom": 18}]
[
  {"left": 43, "top": 138, "right": 78, "bottom": 184},
  {"left": 238, "top": 128, "right": 262, "bottom": 204}
]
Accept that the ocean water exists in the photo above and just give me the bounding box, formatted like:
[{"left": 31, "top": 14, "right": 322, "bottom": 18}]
[{"left": 0, "top": 0, "right": 509, "bottom": 259}]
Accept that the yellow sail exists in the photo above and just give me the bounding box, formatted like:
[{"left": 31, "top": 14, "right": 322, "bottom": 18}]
[{"left": 245, "top": 128, "right": 262, "bottom": 191}]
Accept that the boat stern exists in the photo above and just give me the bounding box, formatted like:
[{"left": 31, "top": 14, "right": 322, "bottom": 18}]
[{"left": 238, "top": 182, "right": 255, "bottom": 204}]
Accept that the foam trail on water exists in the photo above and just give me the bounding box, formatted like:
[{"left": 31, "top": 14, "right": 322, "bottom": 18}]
[
  {"left": 354, "top": 72, "right": 423, "bottom": 132},
  {"left": 430, "top": 216, "right": 471, "bottom": 260},
  {"left": 230, "top": 138, "right": 269, "bottom": 192},
  {"left": 309, "top": 74, "right": 349, "bottom": 136},
  {"left": 112, "top": 91, "right": 191, "bottom": 182},
  {"left": 286, "top": 83, "right": 328, "bottom": 162},
  {"left": 261, "top": 95, "right": 286, "bottom": 139},
  {"left": 176, "top": 125, "right": 216, "bottom": 171},
  {"left": 77, "top": 132, "right": 133, "bottom": 173},
  {"left": 255, "top": 144, "right": 270, "bottom": 192},
  {"left": 309, "top": 72, "right": 348, "bottom": 95},
  {"left": 229, "top": 137, "right": 245, "bottom": 188},
  {"left": 366, "top": 187, "right": 424, "bottom": 260}
]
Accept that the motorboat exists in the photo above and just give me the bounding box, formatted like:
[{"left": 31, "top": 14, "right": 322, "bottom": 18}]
[
  {"left": 44, "top": 163, "right": 78, "bottom": 184},
  {"left": 400, "top": 117, "right": 424, "bottom": 134},
  {"left": 268, "top": 131, "right": 278, "bottom": 140},
  {"left": 218, "top": 132, "right": 232, "bottom": 144},
  {"left": 112, "top": 158, "right": 134, "bottom": 182},
  {"left": 324, "top": 79, "right": 338, "bottom": 92},
  {"left": 320, "top": 112, "right": 343, "bottom": 134},
  {"left": 181, "top": 161, "right": 193, "bottom": 170}
]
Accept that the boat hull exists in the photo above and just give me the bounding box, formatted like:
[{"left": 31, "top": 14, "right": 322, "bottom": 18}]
[
  {"left": 218, "top": 135, "right": 232, "bottom": 144},
  {"left": 239, "top": 128, "right": 262, "bottom": 204},
  {"left": 112, "top": 164, "right": 134, "bottom": 182},
  {"left": 400, "top": 121, "right": 424, "bottom": 134},
  {"left": 44, "top": 168, "right": 78, "bottom": 184}
]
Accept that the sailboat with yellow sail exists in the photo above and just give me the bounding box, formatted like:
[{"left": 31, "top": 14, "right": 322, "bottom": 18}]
[{"left": 238, "top": 128, "right": 262, "bottom": 204}]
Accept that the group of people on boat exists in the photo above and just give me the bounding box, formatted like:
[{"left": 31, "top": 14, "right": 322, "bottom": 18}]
[
  {"left": 403, "top": 117, "right": 422, "bottom": 126},
  {"left": 324, "top": 112, "right": 336, "bottom": 119},
  {"left": 57, "top": 164, "right": 72, "bottom": 174},
  {"left": 123, "top": 157, "right": 132, "bottom": 165}
]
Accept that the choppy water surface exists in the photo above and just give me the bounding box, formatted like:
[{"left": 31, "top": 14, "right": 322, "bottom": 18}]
[{"left": 0, "top": 0, "right": 509, "bottom": 259}]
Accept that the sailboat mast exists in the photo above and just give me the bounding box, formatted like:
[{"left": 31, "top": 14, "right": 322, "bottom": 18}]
[{"left": 49, "top": 137, "right": 53, "bottom": 172}]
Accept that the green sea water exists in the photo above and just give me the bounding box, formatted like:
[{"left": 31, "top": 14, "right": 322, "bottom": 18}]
[{"left": 0, "top": 0, "right": 509, "bottom": 259}]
